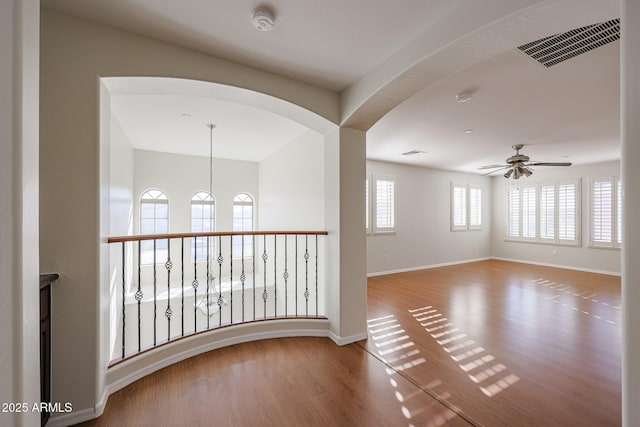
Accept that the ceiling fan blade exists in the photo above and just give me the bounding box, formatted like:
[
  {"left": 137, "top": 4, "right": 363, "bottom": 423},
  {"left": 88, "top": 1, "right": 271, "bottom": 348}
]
[
  {"left": 527, "top": 162, "right": 572, "bottom": 166},
  {"left": 477, "top": 164, "right": 509, "bottom": 170},
  {"left": 481, "top": 166, "right": 511, "bottom": 176}
]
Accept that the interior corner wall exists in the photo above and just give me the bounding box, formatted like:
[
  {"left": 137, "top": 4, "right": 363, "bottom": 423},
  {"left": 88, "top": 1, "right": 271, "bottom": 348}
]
[
  {"left": 366, "top": 160, "right": 492, "bottom": 275},
  {"left": 258, "top": 129, "right": 325, "bottom": 230},
  {"left": 39, "top": 8, "right": 340, "bottom": 422},
  {"left": 491, "top": 160, "right": 621, "bottom": 275}
]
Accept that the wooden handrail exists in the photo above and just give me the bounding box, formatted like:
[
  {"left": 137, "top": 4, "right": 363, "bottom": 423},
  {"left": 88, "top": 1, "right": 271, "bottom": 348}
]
[{"left": 107, "top": 230, "right": 328, "bottom": 244}]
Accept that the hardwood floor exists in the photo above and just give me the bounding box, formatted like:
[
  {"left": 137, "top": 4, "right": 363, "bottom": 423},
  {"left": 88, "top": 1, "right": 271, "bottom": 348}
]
[{"left": 77, "top": 260, "right": 620, "bottom": 426}]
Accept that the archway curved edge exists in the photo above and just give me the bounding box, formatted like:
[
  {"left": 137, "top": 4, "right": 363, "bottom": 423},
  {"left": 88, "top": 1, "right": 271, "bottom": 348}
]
[
  {"left": 103, "top": 76, "right": 338, "bottom": 135},
  {"left": 340, "top": 0, "right": 618, "bottom": 131}
]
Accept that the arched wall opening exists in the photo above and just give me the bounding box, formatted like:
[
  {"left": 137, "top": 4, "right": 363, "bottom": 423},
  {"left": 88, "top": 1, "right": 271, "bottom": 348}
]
[{"left": 99, "top": 75, "right": 344, "bottom": 407}]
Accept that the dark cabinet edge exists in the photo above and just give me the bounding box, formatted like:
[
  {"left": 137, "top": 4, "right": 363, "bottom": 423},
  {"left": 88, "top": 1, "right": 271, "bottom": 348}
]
[{"left": 40, "top": 273, "right": 60, "bottom": 289}]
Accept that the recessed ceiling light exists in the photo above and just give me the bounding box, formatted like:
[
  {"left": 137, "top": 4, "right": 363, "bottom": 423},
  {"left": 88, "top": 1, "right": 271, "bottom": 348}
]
[
  {"left": 181, "top": 113, "right": 191, "bottom": 117},
  {"left": 464, "top": 129, "right": 474, "bottom": 134}
]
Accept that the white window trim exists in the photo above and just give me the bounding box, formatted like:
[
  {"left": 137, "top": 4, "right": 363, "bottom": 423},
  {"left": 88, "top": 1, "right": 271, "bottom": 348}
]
[
  {"left": 504, "top": 179, "right": 581, "bottom": 247},
  {"left": 589, "top": 176, "right": 621, "bottom": 250},
  {"left": 372, "top": 174, "right": 396, "bottom": 235},
  {"left": 365, "top": 175, "right": 370, "bottom": 235},
  {"left": 450, "top": 182, "right": 482, "bottom": 232}
]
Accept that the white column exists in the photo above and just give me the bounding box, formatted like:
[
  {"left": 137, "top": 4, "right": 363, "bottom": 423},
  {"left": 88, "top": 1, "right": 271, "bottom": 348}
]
[
  {"left": 0, "top": 0, "right": 40, "bottom": 426},
  {"left": 622, "top": 1, "right": 640, "bottom": 425},
  {"left": 324, "top": 127, "right": 367, "bottom": 343}
]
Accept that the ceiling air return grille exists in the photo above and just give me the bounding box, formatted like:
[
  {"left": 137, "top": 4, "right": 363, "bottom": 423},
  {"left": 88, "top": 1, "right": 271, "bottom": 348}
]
[{"left": 518, "top": 18, "right": 619, "bottom": 67}]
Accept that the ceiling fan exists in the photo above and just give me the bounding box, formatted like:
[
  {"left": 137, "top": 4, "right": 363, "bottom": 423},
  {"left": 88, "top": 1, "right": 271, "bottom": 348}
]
[{"left": 478, "top": 144, "right": 571, "bottom": 179}]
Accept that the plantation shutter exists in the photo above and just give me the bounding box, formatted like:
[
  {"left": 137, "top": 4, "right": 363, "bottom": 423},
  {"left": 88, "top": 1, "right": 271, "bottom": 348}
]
[
  {"left": 558, "top": 183, "right": 577, "bottom": 241},
  {"left": 539, "top": 185, "right": 555, "bottom": 240}
]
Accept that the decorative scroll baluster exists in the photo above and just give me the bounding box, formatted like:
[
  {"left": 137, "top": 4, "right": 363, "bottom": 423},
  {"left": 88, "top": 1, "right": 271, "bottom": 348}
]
[
  {"left": 206, "top": 236, "right": 211, "bottom": 329},
  {"left": 121, "top": 242, "right": 126, "bottom": 359},
  {"left": 218, "top": 235, "right": 223, "bottom": 327},
  {"left": 181, "top": 238, "right": 184, "bottom": 337},
  {"left": 241, "top": 235, "right": 246, "bottom": 322},
  {"left": 193, "top": 238, "right": 198, "bottom": 332},
  {"left": 165, "top": 239, "right": 172, "bottom": 342},
  {"left": 262, "top": 235, "right": 268, "bottom": 319},
  {"left": 284, "top": 235, "right": 288, "bottom": 317},
  {"left": 153, "top": 239, "right": 157, "bottom": 346},
  {"left": 304, "top": 235, "right": 309, "bottom": 316},
  {"left": 136, "top": 241, "right": 142, "bottom": 352}
]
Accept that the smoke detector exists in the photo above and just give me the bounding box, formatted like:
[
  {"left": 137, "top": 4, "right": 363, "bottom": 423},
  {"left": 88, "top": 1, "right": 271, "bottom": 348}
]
[{"left": 251, "top": 7, "right": 276, "bottom": 31}]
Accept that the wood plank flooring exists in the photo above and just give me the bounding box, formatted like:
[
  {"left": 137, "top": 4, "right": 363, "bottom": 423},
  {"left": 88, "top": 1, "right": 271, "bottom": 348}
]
[{"left": 76, "top": 260, "right": 621, "bottom": 426}]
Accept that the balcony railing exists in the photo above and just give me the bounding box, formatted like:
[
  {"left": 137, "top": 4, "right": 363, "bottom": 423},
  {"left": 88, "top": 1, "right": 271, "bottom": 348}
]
[{"left": 107, "top": 231, "right": 328, "bottom": 365}]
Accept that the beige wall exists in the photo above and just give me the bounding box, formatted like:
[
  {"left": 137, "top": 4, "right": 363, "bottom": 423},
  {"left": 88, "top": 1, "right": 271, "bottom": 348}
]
[{"left": 366, "top": 160, "right": 492, "bottom": 275}]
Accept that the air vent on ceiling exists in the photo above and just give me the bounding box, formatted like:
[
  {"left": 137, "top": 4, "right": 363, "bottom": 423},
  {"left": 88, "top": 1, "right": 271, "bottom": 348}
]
[{"left": 517, "top": 18, "right": 619, "bottom": 67}]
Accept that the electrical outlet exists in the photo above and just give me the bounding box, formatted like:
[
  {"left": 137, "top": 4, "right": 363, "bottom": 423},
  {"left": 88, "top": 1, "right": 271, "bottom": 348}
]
[
  {"left": 552, "top": 249, "right": 558, "bottom": 256},
  {"left": 384, "top": 254, "right": 389, "bottom": 262}
]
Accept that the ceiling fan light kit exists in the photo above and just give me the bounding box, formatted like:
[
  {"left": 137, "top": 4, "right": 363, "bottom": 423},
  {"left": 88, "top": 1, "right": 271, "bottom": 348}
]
[{"left": 480, "top": 144, "right": 572, "bottom": 179}]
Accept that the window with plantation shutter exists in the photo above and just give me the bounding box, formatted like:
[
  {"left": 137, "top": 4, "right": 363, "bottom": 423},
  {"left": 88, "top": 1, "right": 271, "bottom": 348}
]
[
  {"left": 451, "top": 183, "right": 467, "bottom": 231},
  {"left": 522, "top": 186, "right": 537, "bottom": 239},
  {"left": 591, "top": 177, "right": 621, "bottom": 248},
  {"left": 505, "top": 179, "right": 580, "bottom": 245},
  {"left": 539, "top": 185, "right": 555, "bottom": 240},
  {"left": 365, "top": 177, "right": 370, "bottom": 233},
  {"left": 450, "top": 183, "right": 482, "bottom": 231},
  {"left": 507, "top": 187, "right": 520, "bottom": 238},
  {"left": 617, "top": 180, "right": 622, "bottom": 246},
  {"left": 469, "top": 187, "right": 482, "bottom": 230},
  {"left": 373, "top": 175, "right": 395, "bottom": 234},
  {"left": 558, "top": 183, "right": 577, "bottom": 241}
]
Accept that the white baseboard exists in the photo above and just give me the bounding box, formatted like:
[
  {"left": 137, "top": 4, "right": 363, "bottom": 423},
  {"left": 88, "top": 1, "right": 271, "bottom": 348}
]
[
  {"left": 329, "top": 331, "right": 368, "bottom": 346},
  {"left": 47, "top": 406, "right": 96, "bottom": 427},
  {"left": 367, "top": 257, "right": 491, "bottom": 277},
  {"left": 491, "top": 256, "right": 621, "bottom": 277}
]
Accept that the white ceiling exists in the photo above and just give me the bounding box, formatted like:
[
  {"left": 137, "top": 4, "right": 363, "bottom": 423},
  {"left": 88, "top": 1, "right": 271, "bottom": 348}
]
[
  {"left": 110, "top": 93, "right": 309, "bottom": 161},
  {"left": 43, "top": 0, "right": 453, "bottom": 92},
  {"left": 46, "top": 0, "right": 621, "bottom": 171}
]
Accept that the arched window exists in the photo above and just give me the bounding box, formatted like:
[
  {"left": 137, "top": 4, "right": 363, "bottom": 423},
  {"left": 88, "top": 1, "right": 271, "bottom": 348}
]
[
  {"left": 191, "top": 192, "right": 215, "bottom": 261},
  {"left": 140, "top": 189, "right": 169, "bottom": 264},
  {"left": 233, "top": 193, "right": 254, "bottom": 256}
]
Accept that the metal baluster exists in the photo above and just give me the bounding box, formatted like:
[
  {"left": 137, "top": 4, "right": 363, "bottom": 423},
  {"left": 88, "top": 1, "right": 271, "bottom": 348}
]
[
  {"left": 193, "top": 238, "right": 198, "bottom": 333},
  {"left": 263, "top": 235, "right": 268, "bottom": 319},
  {"left": 274, "top": 234, "right": 277, "bottom": 317},
  {"left": 230, "top": 235, "right": 233, "bottom": 324},
  {"left": 121, "top": 242, "right": 126, "bottom": 359},
  {"left": 315, "top": 235, "right": 319, "bottom": 316},
  {"left": 218, "top": 235, "right": 223, "bottom": 327},
  {"left": 165, "top": 239, "right": 172, "bottom": 342},
  {"left": 252, "top": 235, "right": 256, "bottom": 321},
  {"left": 136, "top": 241, "right": 142, "bottom": 353},
  {"left": 284, "top": 235, "right": 288, "bottom": 317},
  {"left": 241, "top": 235, "right": 245, "bottom": 322},
  {"left": 153, "top": 239, "right": 157, "bottom": 346},
  {"left": 181, "top": 238, "right": 184, "bottom": 336},
  {"left": 295, "top": 235, "right": 298, "bottom": 317},
  {"left": 206, "top": 235, "right": 211, "bottom": 329},
  {"left": 304, "top": 235, "right": 309, "bottom": 316}
]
